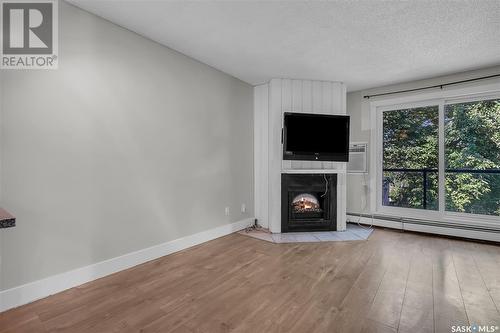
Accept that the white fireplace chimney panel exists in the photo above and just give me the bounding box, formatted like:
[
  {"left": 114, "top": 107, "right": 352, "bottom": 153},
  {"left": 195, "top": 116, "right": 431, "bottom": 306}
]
[{"left": 254, "top": 78, "right": 347, "bottom": 233}]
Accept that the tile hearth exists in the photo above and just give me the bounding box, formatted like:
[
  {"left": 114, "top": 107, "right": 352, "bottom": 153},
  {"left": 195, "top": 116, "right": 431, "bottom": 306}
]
[{"left": 239, "top": 223, "right": 373, "bottom": 243}]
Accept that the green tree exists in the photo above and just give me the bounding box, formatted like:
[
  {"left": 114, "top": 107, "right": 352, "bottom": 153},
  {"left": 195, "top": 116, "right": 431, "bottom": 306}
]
[
  {"left": 383, "top": 106, "right": 439, "bottom": 210},
  {"left": 445, "top": 100, "right": 500, "bottom": 215}
]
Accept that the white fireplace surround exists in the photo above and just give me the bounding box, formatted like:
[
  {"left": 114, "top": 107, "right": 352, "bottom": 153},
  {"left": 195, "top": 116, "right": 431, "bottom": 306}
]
[{"left": 254, "top": 79, "right": 347, "bottom": 233}]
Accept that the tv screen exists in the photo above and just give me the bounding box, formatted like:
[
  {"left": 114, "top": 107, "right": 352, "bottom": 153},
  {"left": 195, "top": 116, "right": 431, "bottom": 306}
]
[{"left": 283, "top": 112, "right": 350, "bottom": 162}]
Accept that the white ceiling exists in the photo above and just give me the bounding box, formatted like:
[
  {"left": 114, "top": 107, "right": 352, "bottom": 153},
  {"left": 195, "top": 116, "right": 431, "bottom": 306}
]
[{"left": 68, "top": 0, "right": 500, "bottom": 91}]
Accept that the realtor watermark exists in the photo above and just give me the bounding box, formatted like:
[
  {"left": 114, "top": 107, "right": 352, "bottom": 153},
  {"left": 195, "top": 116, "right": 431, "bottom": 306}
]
[
  {"left": 452, "top": 324, "right": 499, "bottom": 332},
  {"left": 1, "top": 0, "right": 58, "bottom": 69}
]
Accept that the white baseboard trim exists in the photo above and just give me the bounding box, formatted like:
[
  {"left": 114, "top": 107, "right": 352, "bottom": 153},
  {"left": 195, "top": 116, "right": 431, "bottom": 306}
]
[
  {"left": 347, "top": 214, "right": 500, "bottom": 243},
  {"left": 0, "top": 218, "right": 254, "bottom": 313}
]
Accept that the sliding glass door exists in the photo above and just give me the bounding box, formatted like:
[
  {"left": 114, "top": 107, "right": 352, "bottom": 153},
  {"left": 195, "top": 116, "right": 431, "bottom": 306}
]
[
  {"left": 444, "top": 98, "right": 500, "bottom": 216},
  {"left": 378, "top": 95, "right": 500, "bottom": 222}
]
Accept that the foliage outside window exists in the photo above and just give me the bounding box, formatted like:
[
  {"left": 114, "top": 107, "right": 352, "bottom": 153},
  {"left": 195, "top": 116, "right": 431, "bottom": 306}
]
[
  {"left": 381, "top": 98, "right": 500, "bottom": 217},
  {"left": 382, "top": 106, "right": 439, "bottom": 210},
  {"left": 445, "top": 99, "right": 500, "bottom": 216}
]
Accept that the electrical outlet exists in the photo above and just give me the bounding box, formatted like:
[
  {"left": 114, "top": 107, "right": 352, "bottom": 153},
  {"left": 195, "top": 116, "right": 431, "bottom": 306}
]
[
  {"left": 241, "top": 203, "right": 246, "bottom": 214},
  {"left": 225, "top": 207, "right": 230, "bottom": 216}
]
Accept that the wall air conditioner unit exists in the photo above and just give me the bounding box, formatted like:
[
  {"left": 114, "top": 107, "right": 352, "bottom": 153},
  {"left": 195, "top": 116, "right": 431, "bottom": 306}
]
[{"left": 347, "top": 143, "right": 368, "bottom": 174}]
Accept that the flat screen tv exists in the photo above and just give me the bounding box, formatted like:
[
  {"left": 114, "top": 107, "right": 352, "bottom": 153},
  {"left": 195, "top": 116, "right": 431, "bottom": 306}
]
[{"left": 283, "top": 112, "right": 350, "bottom": 162}]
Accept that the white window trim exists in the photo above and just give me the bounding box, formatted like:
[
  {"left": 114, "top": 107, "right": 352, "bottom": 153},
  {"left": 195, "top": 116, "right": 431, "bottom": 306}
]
[{"left": 369, "top": 81, "right": 500, "bottom": 228}]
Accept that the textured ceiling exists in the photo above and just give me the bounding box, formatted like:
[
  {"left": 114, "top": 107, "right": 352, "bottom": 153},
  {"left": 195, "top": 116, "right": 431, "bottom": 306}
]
[{"left": 68, "top": 0, "right": 500, "bottom": 91}]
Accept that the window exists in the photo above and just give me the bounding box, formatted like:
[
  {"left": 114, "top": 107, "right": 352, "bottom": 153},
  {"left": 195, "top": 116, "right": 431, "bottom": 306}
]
[
  {"left": 377, "top": 95, "right": 500, "bottom": 221},
  {"left": 444, "top": 98, "right": 500, "bottom": 216},
  {"left": 382, "top": 106, "right": 439, "bottom": 210}
]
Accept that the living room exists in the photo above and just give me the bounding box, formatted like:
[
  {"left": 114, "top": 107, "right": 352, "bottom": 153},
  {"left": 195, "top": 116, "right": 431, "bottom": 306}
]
[{"left": 0, "top": 1, "right": 499, "bottom": 332}]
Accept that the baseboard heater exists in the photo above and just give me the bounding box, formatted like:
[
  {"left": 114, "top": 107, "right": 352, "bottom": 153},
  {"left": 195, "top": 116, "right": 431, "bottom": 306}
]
[{"left": 347, "top": 212, "right": 500, "bottom": 234}]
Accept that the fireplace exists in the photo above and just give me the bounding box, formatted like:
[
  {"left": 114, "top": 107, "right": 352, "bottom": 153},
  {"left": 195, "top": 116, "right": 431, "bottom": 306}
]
[{"left": 281, "top": 173, "right": 337, "bottom": 232}]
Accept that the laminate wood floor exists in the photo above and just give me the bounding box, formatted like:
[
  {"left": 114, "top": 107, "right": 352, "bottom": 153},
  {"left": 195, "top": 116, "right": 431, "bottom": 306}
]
[{"left": 1, "top": 227, "right": 499, "bottom": 333}]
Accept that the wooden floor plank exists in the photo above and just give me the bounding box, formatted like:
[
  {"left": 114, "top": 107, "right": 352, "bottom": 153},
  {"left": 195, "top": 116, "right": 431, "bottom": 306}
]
[
  {"left": 470, "top": 242, "right": 500, "bottom": 313},
  {"left": 1, "top": 229, "right": 499, "bottom": 333},
  {"left": 398, "top": 234, "right": 434, "bottom": 333},
  {"left": 366, "top": 232, "right": 416, "bottom": 330},
  {"left": 451, "top": 240, "right": 500, "bottom": 327},
  {"left": 328, "top": 243, "right": 389, "bottom": 333},
  {"left": 421, "top": 236, "right": 469, "bottom": 333}
]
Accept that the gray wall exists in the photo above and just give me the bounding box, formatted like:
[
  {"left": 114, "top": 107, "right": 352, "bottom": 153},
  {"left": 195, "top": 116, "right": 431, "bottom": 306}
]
[
  {"left": 346, "top": 65, "right": 500, "bottom": 215},
  {"left": 0, "top": 2, "right": 253, "bottom": 290},
  {"left": 0, "top": 71, "right": 3, "bottom": 292}
]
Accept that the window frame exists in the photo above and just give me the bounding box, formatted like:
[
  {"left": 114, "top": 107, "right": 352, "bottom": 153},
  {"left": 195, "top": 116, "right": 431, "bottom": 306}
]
[{"left": 369, "top": 82, "right": 500, "bottom": 228}]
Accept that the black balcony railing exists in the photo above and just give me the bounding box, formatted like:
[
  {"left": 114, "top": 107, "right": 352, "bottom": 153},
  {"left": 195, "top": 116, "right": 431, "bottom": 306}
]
[{"left": 383, "top": 168, "right": 500, "bottom": 209}]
